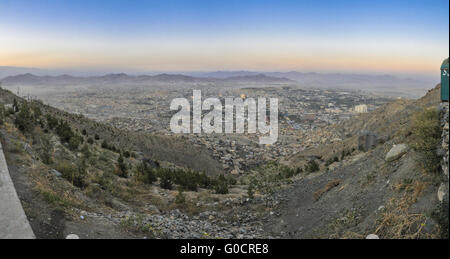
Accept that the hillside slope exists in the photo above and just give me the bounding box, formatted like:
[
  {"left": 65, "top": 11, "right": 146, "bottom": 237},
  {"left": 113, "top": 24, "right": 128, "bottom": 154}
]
[{"left": 264, "top": 85, "right": 447, "bottom": 238}]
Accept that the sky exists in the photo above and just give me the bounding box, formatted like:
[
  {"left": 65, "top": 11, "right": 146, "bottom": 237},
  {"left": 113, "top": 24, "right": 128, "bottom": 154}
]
[{"left": 0, "top": 0, "right": 448, "bottom": 76}]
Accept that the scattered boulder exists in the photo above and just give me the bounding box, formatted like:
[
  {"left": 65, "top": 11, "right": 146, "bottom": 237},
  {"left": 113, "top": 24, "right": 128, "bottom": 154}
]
[
  {"left": 385, "top": 144, "right": 408, "bottom": 162},
  {"left": 437, "top": 183, "right": 447, "bottom": 202},
  {"left": 49, "top": 169, "right": 62, "bottom": 177},
  {"left": 366, "top": 234, "right": 379, "bottom": 239},
  {"left": 66, "top": 234, "right": 80, "bottom": 239}
]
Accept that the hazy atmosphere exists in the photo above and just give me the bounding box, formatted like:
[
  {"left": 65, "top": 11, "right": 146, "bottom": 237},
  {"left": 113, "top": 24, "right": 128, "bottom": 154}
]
[
  {"left": 0, "top": 0, "right": 448, "bottom": 243},
  {"left": 0, "top": 0, "right": 448, "bottom": 77}
]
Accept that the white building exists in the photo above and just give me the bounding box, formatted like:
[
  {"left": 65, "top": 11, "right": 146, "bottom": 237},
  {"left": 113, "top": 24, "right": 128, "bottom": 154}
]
[{"left": 354, "top": 104, "right": 368, "bottom": 113}]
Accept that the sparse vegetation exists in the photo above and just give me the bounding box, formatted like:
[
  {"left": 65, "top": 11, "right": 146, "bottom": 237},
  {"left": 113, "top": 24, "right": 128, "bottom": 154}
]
[
  {"left": 410, "top": 107, "right": 442, "bottom": 174},
  {"left": 304, "top": 160, "right": 319, "bottom": 173},
  {"left": 135, "top": 160, "right": 157, "bottom": 184},
  {"left": 56, "top": 160, "right": 87, "bottom": 188},
  {"left": 313, "top": 180, "right": 340, "bottom": 201}
]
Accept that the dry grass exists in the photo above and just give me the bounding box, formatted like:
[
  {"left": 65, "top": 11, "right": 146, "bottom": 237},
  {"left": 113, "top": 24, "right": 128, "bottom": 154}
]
[
  {"left": 376, "top": 180, "right": 438, "bottom": 239},
  {"left": 313, "top": 180, "right": 340, "bottom": 201},
  {"left": 30, "top": 164, "right": 83, "bottom": 210}
]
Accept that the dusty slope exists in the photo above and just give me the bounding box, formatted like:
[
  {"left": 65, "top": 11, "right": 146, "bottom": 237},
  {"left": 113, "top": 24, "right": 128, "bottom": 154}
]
[
  {"left": 287, "top": 85, "right": 441, "bottom": 168},
  {"left": 264, "top": 85, "right": 444, "bottom": 238}
]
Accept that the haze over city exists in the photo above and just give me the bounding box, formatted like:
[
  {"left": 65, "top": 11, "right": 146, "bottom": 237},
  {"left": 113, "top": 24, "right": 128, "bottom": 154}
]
[{"left": 0, "top": 0, "right": 449, "bottom": 242}]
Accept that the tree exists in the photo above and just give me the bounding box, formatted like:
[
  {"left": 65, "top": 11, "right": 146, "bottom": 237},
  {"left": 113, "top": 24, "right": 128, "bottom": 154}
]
[
  {"left": 136, "top": 160, "right": 156, "bottom": 184},
  {"left": 14, "top": 102, "right": 34, "bottom": 133},
  {"left": 0, "top": 105, "right": 5, "bottom": 125},
  {"left": 81, "top": 144, "right": 91, "bottom": 158},
  {"left": 12, "top": 98, "right": 19, "bottom": 113},
  {"left": 101, "top": 140, "right": 109, "bottom": 149},
  {"left": 214, "top": 175, "right": 229, "bottom": 194},
  {"left": 305, "top": 160, "right": 319, "bottom": 173},
  {"left": 40, "top": 135, "right": 53, "bottom": 165},
  {"left": 117, "top": 153, "right": 127, "bottom": 178},
  {"left": 159, "top": 173, "right": 173, "bottom": 190}
]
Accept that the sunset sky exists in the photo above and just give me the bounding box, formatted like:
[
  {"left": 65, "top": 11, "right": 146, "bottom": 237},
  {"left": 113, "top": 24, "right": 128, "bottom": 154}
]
[{"left": 0, "top": 0, "right": 448, "bottom": 76}]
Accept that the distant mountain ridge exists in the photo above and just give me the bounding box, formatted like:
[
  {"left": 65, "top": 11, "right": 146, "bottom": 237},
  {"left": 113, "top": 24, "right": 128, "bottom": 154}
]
[{"left": 0, "top": 72, "right": 294, "bottom": 86}]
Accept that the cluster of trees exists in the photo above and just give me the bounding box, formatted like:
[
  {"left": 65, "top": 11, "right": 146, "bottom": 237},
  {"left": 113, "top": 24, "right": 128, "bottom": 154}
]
[
  {"left": 276, "top": 166, "right": 302, "bottom": 179},
  {"left": 54, "top": 119, "right": 83, "bottom": 150},
  {"left": 134, "top": 160, "right": 234, "bottom": 194},
  {"left": 14, "top": 101, "right": 38, "bottom": 133}
]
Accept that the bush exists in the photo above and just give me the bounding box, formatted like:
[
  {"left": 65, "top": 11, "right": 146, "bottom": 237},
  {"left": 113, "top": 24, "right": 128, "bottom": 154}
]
[
  {"left": 159, "top": 173, "right": 173, "bottom": 190},
  {"left": 411, "top": 108, "right": 442, "bottom": 174},
  {"left": 94, "top": 134, "right": 100, "bottom": 140},
  {"left": 214, "top": 175, "right": 229, "bottom": 194},
  {"left": 136, "top": 160, "right": 157, "bottom": 184},
  {"left": 305, "top": 160, "right": 320, "bottom": 173},
  {"left": 101, "top": 140, "right": 109, "bottom": 149},
  {"left": 39, "top": 135, "right": 53, "bottom": 165},
  {"left": 117, "top": 154, "right": 128, "bottom": 178},
  {"left": 87, "top": 137, "right": 94, "bottom": 144},
  {"left": 0, "top": 105, "right": 5, "bottom": 125},
  {"left": 46, "top": 114, "right": 59, "bottom": 129},
  {"left": 175, "top": 189, "right": 186, "bottom": 204},
  {"left": 55, "top": 120, "right": 82, "bottom": 150},
  {"left": 14, "top": 102, "right": 34, "bottom": 133},
  {"left": 56, "top": 161, "right": 86, "bottom": 188}
]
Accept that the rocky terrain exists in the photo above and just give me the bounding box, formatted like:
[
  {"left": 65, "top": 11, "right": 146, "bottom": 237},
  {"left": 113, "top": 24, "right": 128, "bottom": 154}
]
[{"left": 0, "top": 84, "right": 448, "bottom": 239}]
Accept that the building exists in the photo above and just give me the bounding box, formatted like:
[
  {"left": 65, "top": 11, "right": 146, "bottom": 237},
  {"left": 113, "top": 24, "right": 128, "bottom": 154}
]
[{"left": 354, "top": 104, "right": 368, "bottom": 113}]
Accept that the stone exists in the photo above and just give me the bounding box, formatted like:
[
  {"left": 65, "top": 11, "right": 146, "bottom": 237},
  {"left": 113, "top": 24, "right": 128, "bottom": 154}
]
[
  {"left": 49, "top": 169, "right": 62, "bottom": 177},
  {"left": 366, "top": 234, "right": 379, "bottom": 239},
  {"left": 385, "top": 144, "right": 408, "bottom": 162},
  {"left": 437, "top": 183, "right": 447, "bottom": 202},
  {"left": 66, "top": 234, "right": 80, "bottom": 239}
]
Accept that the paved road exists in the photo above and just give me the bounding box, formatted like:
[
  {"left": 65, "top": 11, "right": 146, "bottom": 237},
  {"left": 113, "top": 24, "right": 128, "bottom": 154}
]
[{"left": 0, "top": 142, "right": 35, "bottom": 239}]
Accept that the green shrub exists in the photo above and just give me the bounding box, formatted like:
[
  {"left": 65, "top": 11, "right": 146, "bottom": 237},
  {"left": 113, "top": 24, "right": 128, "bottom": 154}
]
[
  {"left": 175, "top": 189, "right": 186, "bottom": 204},
  {"left": 136, "top": 160, "right": 157, "bottom": 184},
  {"left": 159, "top": 173, "right": 173, "bottom": 190},
  {"left": 117, "top": 153, "right": 128, "bottom": 178},
  {"left": 39, "top": 135, "right": 53, "bottom": 165},
  {"left": 46, "top": 114, "right": 59, "bottom": 129},
  {"left": 214, "top": 175, "right": 229, "bottom": 194},
  {"left": 101, "top": 140, "right": 109, "bottom": 149},
  {"left": 0, "top": 104, "right": 5, "bottom": 125},
  {"left": 56, "top": 161, "right": 86, "bottom": 188},
  {"left": 305, "top": 160, "right": 320, "bottom": 173},
  {"left": 411, "top": 108, "right": 442, "bottom": 174},
  {"left": 14, "top": 102, "right": 34, "bottom": 133}
]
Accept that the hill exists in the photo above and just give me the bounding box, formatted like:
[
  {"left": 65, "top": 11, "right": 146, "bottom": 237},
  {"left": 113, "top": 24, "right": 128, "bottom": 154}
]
[{"left": 262, "top": 85, "right": 448, "bottom": 238}]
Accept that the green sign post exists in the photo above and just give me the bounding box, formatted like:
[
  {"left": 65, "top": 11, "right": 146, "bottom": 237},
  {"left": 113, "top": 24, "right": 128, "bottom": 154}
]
[{"left": 441, "top": 58, "right": 449, "bottom": 102}]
